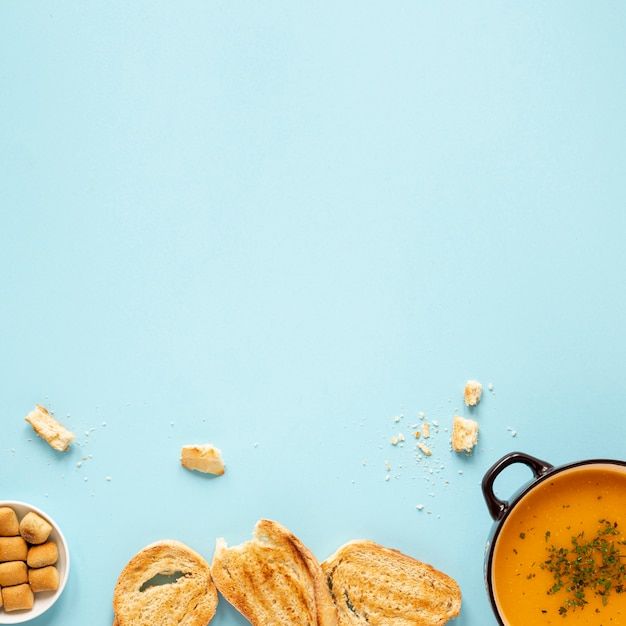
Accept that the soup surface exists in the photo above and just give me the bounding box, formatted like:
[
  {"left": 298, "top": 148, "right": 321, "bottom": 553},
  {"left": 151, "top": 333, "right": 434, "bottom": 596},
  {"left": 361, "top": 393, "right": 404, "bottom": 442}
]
[{"left": 491, "top": 464, "right": 626, "bottom": 625}]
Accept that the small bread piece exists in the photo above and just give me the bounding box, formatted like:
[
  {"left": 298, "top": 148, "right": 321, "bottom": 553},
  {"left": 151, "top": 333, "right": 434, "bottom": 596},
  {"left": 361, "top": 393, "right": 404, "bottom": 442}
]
[
  {"left": 2, "top": 583, "right": 34, "bottom": 612},
  {"left": 29, "top": 564, "right": 60, "bottom": 592},
  {"left": 451, "top": 415, "right": 479, "bottom": 453},
  {"left": 112, "top": 539, "right": 218, "bottom": 626},
  {"left": 0, "top": 507, "right": 19, "bottom": 536},
  {"left": 180, "top": 444, "right": 225, "bottom": 475},
  {"left": 322, "top": 540, "right": 462, "bottom": 626},
  {"left": 0, "top": 536, "right": 28, "bottom": 562},
  {"left": 20, "top": 511, "right": 53, "bottom": 545},
  {"left": 463, "top": 380, "right": 482, "bottom": 406},
  {"left": 0, "top": 560, "right": 29, "bottom": 586},
  {"left": 24, "top": 404, "right": 75, "bottom": 451},
  {"left": 211, "top": 519, "right": 338, "bottom": 626},
  {"left": 28, "top": 541, "right": 59, "bottom": 568}
]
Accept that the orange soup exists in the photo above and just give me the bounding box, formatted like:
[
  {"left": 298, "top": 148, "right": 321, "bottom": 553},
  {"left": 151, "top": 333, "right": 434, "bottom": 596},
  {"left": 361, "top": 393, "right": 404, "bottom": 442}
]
[{"left": 491, "top": 464, "right": 626, "bottom": 625}]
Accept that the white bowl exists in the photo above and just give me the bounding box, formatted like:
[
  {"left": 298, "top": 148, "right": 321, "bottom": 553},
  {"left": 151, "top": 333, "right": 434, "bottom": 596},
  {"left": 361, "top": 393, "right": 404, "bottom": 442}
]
[{"left": 0, "top": 501, "right": 70, "bottom": 624}]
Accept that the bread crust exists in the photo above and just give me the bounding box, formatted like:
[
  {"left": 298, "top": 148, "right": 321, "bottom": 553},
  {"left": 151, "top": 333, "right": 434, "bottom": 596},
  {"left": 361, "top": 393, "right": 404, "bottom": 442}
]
[
  {"left": 112, "top": 539, "right": 218, "bottom": 626},
  {"left": 211, "top": 519, "right": 338, "bottom": 626},
  {"left": 322, "top": 540, "right": 462, "bottom": 626}
]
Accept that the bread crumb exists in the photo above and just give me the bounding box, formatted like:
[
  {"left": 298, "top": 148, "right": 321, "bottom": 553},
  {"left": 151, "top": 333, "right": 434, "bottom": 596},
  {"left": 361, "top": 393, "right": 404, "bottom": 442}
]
[
  {"left": 417, "top": 443, "right": 432, "bottom": 456},
  {"left": 451, "top": 415, "right": 479, "bottom": 453},
  {"left": 422, "top": 423, "right": 430, "bottom": 438},
  {"left": 464, "top": 380, "right": 483, "bottom": 406}
]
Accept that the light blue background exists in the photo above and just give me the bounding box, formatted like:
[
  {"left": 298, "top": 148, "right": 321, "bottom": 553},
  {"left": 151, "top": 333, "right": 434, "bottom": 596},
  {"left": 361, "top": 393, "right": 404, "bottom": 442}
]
[{"left": 2, "top": 2, "right": 626, "bottom": 624}]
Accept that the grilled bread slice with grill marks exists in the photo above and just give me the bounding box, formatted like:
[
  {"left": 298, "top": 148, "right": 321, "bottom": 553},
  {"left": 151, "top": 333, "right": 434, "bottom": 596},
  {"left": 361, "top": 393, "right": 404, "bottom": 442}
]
[
  {"left": 211, "top": 519, "right": 338, "bottom": 626},
  {"left": 322, "top": 540, "right": 461, "bottom": 626}
]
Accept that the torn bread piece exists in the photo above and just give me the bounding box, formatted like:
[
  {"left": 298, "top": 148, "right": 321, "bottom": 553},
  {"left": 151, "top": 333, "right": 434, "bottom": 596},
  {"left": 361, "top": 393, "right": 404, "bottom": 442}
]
[
  {"left": 322, "top": 540, "right": 462, "bottom": 626},
  {"left": 24, "top": 404, "right": 75, "bottom": 451},
  {"left": 451, "top": 415, "right": 479, "bottom": 453},
  {"left": 180, "top": 444, "right": 225, "bottom": 475},
  {"left": 211, "top": 519, "right": 338, "bottom": 626},
  {"left": 463, "top": 380, "right": 482, "bottom": 406},
  {"left": 112, "top": 540, "right": 218, "bottom": 626}
]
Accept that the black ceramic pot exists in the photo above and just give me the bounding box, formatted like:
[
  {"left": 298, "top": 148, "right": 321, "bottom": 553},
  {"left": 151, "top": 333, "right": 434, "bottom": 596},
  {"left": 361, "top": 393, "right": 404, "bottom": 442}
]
[{"left": 481, "top": 451, "right": 626, "bottom": 625}]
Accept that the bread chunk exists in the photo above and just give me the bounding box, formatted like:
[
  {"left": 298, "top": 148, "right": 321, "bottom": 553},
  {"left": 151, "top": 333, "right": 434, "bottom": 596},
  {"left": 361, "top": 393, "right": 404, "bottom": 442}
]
[
  {"left": 0, "top": 536, "right": 28, "bottom": 562},
  {"left": 322, "top": 540, "right": 462, "bottom": 626},
  {"left": 463, "top": 380, "right": 482, "bottom": 406},
  {"left": 180, "top": 444, "right": 225, "bottom": 475},
  {"left": 24, "top": 404, "right": 75, "bottom": 451},
  {"left": 20, "top": 511, "right": 53, "bottom": 544},
  {"left": 0, "top": 560, "right": 29, "bottom": 586},
  {"left": 211, "top": 519, "right": 338, "bottom": 626},
  {"left": 29, "top": 564, "right": 60, "bottom": 592},
  {"left": 0, "top": 506, "right": 19, "bottom": 536},
  {"left": 112, "top": 540, "right": 218, "bottom": 626},
  {"left": 2, "top": 583, "right": 34, "bottom": 612},
  {"left": 451, "top": 415, "right": 479, "bottom": 453},
  {"left": 27, "top": 541, "right": 59, "bottom": 568}
]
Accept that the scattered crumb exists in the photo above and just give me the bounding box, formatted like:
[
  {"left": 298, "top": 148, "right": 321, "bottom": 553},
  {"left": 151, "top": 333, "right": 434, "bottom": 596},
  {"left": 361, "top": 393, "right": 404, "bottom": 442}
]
[
  {"left": 464, "top": 380, "right": 483, "bottom": 406},
  {"left": 422, "top": 423, "right": 430, "bottom": 438},
  {"left": 417, "top": 442, "right": 432, "bottom": 456}
]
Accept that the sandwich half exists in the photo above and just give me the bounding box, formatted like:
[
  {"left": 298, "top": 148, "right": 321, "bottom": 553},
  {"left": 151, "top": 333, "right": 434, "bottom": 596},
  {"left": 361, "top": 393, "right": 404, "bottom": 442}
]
[
  {"left": 211, "top": 519, "right": 338, "bottom": 626},
  {"left": 322, "top": 540, "right": 461, "bottom": 626}
]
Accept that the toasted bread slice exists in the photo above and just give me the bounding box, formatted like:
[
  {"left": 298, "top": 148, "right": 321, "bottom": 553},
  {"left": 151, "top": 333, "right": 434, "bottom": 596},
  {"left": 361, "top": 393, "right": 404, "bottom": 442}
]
[
  {"left": 112, "top": 540, "right": 218, "bottom": 626},
  {"left": 322, "top": 540, "right": 461, "bottom": 626},
  {"left": 211, "top": 519, "right": 338, "bottom": 626}
]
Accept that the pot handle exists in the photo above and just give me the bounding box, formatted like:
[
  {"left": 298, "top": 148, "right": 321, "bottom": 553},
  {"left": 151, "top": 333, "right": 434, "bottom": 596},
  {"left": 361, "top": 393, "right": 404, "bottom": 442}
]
[{"left": 482, "top": 451, "right": 554, "bottom": 521}]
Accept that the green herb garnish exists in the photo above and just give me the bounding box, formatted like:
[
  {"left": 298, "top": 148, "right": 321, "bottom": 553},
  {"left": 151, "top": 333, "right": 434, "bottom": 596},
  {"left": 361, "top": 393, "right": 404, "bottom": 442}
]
[{"left": 541, "top": 519, "right": 626, "bottom": 616}]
